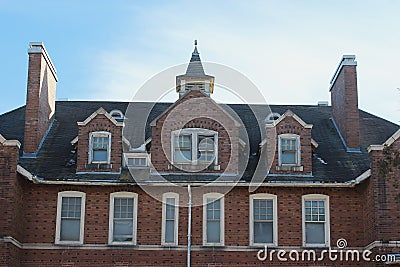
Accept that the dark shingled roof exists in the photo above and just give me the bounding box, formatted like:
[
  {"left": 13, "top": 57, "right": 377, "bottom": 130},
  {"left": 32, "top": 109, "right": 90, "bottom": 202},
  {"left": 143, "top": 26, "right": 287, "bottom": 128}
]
[{"left": 0, "top": 101, "right": 398, "bottom": 184}]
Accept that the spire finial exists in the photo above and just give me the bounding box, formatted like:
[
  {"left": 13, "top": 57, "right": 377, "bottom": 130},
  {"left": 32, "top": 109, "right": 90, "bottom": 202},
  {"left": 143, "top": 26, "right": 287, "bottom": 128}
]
[{"left": 194, "top": 40, "right": 197, "bottom": 46}]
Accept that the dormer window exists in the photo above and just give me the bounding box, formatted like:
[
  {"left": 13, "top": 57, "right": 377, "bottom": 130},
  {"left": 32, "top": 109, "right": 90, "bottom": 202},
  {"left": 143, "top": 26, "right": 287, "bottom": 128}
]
[
  {"left": 278, "top": 134, "right": 301, "bottom": 166},
  {"left": 89, "top": 132, "right": 111, "bottom": 164},
  {"left": 109, "top": 110, "right": 124, "bottom": 121},
  {"left": 265, "top": 112, "right": 281, "bottom": 123},
  {"left": 172, "top": 128, "right": 218, "bottom": 165}
]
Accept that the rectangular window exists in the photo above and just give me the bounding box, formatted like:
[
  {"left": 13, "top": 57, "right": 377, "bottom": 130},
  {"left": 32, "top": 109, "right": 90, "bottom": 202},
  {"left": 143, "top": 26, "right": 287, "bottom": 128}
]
[
  {"left": 278, "top": 134, "right": 300, "bottom": 166},
  {"left": 305, "top": 200, "right": 325, "bottom": 244},
  {"left": 60, "top": 197, "right": 82, "bottom": 241},
  {"left": 250, "top": 194, "right": 277, "bottom": 246},
  {"left": 55, "top": 191, "right": 85, "bottom": 244},
  {"left": 197, "top": 135, "right": 215, "bottom": 163},
  {"left": 253, "top": 199, "right": 273, "bottom": 243},
  {"left": 174, "top": 135, "right": 192, "bottom": 163},
  {"left": 162, "top": 193, "right": 179, "bottom": 245},
  {"left": 281, "top": 138, "right": 297, "bottom": 164},
  {"left": 172, "top": 129, "right": 218, "bottom": 166},
  {"left": 127, "top": 157, "right": 147, "bottom": 167},
  {"left": 206, "top": 198, "right": 220, "bottom": 243},
  {"left": 89, "top": 132, "right": 111, "bottom": 163},
  {"left": 109, "top": 192, "right": 138, "bottom": 244},
  {"left": 203, "top": 193, "right": 224, "bottom": 246},
  {"left": 303, "top": 195, "right": 330, "bottom": 247}
]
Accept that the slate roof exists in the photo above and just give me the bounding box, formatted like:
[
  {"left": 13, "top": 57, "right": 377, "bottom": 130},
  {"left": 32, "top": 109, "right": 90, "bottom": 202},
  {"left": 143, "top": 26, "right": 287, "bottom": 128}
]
[{"left": 0, "top": 101, "right": 398, "bottom": 184}]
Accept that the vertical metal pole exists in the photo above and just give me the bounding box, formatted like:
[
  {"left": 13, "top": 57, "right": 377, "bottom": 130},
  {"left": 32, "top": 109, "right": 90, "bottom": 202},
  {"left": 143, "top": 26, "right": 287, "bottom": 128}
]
[{"left": 187, "top": 185, "right": 192, "bottom": 267}]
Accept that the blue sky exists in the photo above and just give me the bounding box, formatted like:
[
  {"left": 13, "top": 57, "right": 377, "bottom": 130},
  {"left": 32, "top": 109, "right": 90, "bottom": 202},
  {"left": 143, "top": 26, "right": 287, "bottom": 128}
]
[{"left": 0, "top": 0, "right": 399, "bottom": 124}]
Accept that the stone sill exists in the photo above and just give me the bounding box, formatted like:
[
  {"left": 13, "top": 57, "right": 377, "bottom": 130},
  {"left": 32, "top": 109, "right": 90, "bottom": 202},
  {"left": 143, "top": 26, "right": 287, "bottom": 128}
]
[{"left": 276, "top": 165, "right": 304, "bottom": 172}]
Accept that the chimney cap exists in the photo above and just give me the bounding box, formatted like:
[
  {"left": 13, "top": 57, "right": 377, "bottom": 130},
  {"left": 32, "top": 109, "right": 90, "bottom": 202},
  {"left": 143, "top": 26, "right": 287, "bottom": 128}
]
[
  {"left": 329, "top": 54, "right": 357, "bottom": 91},
  {"left": 28, "top": 42, "right": 58, "bottom": 81}
]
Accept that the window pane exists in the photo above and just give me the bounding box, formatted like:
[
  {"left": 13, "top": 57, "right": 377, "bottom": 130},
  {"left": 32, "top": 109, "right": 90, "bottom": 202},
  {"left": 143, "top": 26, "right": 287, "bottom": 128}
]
[
  {"left": 306, "top": 222, "right": 325, "bottom": 244},
  {"left": 174, "top": 149, "right": 192, "bottom": 162},
  {"left": 93, "top": 137, "right": 109, "bottom": 149},
  {"left": 198, "top": 136, "right": 214, "bottom": 150},
  {"left": 113, "top": 197, "right": 134, "bottom": 242},
  {"left": 207, "top": 221, "right": 220, "bottom": 243},
  {"left": 114, "top": 198, "right": 134, "bottom": 219},
  {"left": 113, "top": 220, "right": 133, "bottom": 242},
  {"left": 165, "top": 220, "right": 175, "bottom": 243},
  {"left": 166, "top": 203, "right": 175, "bottom": 220},
  {"left": 93, "top": 150, "right": 108, "bottom": 162},
  {"left": 60, "top": 219, "right": 80, "bottom": 241},
  {"left": 61, "top": 197, "right": 81, "bottom": 219},
  {"left": 305, "top": 200, "right": 326, "bottom": 222},
  {"left": 127, "top": 157, "right": 147, "bottom": 166},
  {"left": 282, "top": 151, "right": 296, "bottom": 164},
  {"left": 254, "top": 222, "right": 273, "bottom": 243}
]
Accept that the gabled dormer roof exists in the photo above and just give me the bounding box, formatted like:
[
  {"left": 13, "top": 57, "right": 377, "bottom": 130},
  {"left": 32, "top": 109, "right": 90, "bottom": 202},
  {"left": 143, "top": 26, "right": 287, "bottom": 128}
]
[
  {"left": 266, "top": 109, "right": 313, "bottom": 129},
  {"left": 77, "top": 107, "right": 124, "bottom": 127}
]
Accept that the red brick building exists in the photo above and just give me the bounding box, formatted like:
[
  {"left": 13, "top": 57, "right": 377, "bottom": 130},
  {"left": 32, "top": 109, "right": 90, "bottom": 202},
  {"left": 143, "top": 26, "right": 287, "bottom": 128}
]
[{"left": 0, "top": 42, "right": 399, "bottom": 266}]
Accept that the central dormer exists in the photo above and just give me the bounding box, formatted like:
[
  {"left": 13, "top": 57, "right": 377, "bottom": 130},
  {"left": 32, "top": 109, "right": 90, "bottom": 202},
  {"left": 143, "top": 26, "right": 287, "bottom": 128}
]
[{"left": 176, "top": 41, "right": 215, "bottom": 97}]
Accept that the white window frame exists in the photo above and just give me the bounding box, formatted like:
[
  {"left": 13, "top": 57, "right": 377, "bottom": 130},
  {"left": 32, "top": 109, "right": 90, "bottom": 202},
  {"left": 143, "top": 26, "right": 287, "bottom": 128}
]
[
  {"left": 278, "top": 133, "right": 301, "bottom": 166},
  {"left": 161, "top": 192, "right": 179, "bottom": 246},
  {"left": 203, "top": 193, "right": 224, "bottom": 246},
  {"left": 108, "top": 192, "right": 138, "bottom": 245},
  {"left": 302, "top": 194, "right": 330, "bottom": 247},
  {"left": 88, "top": 131, "right": 112, "bottom": 164},
  {"left": 171, "top": 128, "right": 218, "bottom": 165},
  {"left": 249, "top": 193, "right": 278, "bottom": 246},
  {"left": 55, "top": 191, "right": 86, "bottom": 245}
]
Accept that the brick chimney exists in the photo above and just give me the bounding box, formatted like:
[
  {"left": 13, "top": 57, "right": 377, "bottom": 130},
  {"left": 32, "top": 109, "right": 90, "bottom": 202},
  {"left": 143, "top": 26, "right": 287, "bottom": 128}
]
[
  {"left": 23, "top": 42, "right": 58, "bottom": 156},
  {"left": 329, "top": 55, "right": 360, "bottom": 152}
]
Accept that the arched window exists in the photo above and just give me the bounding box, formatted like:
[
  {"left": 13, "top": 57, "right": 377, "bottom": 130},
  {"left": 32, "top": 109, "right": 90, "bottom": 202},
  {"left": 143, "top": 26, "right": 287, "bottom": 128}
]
[
  {"left": 265, "top": 112, "right": 281, "bottom": 123},
  {"left": 109, "top": 109, "right": 124, "bottom": 120}
]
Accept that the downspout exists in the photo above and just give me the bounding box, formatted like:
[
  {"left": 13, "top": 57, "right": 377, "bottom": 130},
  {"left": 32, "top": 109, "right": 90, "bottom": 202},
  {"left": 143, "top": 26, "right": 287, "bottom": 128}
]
[{"left": 187, "top": 185, "right": 192, "bottom": 267}]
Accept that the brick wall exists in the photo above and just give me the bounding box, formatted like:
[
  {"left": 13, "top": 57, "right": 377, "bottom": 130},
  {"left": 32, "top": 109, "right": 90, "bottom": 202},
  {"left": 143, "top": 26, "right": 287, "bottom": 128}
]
[
  {"left": 330, "top": 64, "right": 360, "bottom": 149},
  {"left": 368, "top": 138, "right": 400, "bottom": 243},
  {"left": 4, "top": 176, "right": 376, "bottom": 265},
  {"left": 23, "top": 44, "right": 57, "bottom": 154},
  {"left": 0, "top": 140, "right": 23, "bottom": 266},
  {"left": 76, "top": 113, "right": 123, "bottom": 173},
  {"left": 150, "top": 90, "right": 239, "bottom": 174}
]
